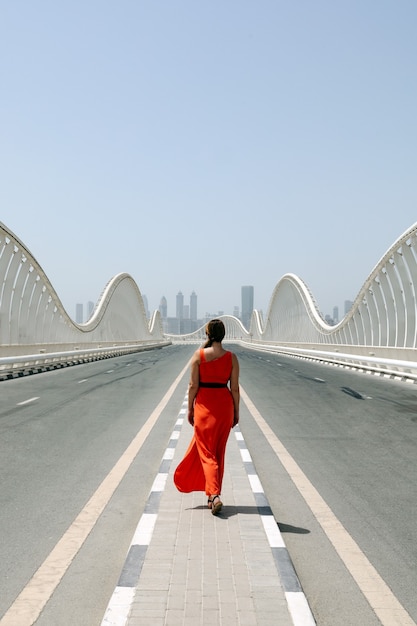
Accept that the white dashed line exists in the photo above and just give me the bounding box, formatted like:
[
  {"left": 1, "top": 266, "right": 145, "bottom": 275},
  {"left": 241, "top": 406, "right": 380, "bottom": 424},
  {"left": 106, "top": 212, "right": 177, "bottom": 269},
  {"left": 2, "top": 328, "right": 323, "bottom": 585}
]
[{"left": 17, "top": 397, "right": 39, "bottom": 406}]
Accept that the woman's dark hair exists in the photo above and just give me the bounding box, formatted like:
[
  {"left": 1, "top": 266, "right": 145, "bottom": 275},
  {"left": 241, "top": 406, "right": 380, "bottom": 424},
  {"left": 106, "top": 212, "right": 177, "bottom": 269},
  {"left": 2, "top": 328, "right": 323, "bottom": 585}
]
[{"left": 203, "top": 318, "right": 226, "bottom": 347}]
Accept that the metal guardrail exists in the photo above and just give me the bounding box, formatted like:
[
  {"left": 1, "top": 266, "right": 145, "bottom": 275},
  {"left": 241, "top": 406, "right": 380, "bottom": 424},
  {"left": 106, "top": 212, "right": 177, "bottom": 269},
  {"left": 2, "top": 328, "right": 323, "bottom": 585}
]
[
  {"left": 3, "top": 338, "right": 417, "bottom": 384},
  {"left": 0, "top": 341, "right": 171, "bottom": 380},
  {"left": 242, "top": 341, "right": 417, "bottom": 382}
]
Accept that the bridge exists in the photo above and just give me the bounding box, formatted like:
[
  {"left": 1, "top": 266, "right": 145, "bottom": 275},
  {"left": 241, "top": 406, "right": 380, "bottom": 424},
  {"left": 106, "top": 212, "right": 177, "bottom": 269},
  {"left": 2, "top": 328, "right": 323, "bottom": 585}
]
[
  {"left": 1, "top": 220, "right": 417, "bottom": 626},
  {"left": 1, "top": 220, "right": 417, "bottom": 381}
]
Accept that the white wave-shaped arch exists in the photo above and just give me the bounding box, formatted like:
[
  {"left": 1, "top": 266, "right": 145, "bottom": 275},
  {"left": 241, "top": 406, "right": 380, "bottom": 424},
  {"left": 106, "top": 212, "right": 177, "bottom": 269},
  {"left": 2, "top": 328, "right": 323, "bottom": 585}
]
[
  {"left": 3, "top": 220, "right": 417, "bottom": 352},
  {"left": 251, "top": 222, "right": 417, "bottom": 348},
  {"left": 0, "top": 221, "right": 164, "bottom": 348},
  {"left": 167, "top": 223, "right": 417, "bottom": 350}
]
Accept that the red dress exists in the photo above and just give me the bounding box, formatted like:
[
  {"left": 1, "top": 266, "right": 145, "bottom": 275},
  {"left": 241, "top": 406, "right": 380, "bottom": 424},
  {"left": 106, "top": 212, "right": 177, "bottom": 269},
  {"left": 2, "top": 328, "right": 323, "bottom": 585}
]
[{"left": 174, "top": 349, "right": 234, "bottom": 496}]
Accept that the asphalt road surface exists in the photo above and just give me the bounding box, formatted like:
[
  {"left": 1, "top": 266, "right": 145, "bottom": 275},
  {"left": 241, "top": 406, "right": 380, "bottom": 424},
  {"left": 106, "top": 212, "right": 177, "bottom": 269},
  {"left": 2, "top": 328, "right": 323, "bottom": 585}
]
[{"left": 1, "top": 344, "right": 416, "bottom": 625}]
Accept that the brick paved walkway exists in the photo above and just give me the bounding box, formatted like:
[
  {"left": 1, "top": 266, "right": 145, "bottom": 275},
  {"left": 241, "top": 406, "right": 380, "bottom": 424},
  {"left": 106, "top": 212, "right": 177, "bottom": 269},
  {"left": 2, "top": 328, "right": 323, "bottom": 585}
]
[{"left": 102, "top": 397, "right": 314, "bottom": 626}]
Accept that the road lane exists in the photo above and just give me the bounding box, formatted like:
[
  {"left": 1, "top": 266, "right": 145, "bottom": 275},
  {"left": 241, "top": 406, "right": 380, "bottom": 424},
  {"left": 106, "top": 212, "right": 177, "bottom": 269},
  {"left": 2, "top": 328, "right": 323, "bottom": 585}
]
[
  {"left": 2, "top": 343, "right": 417, "bottom": 625},
  {"left": 0, "top": 345, "right": 194, "bottom": 625},
  {"left": 235, "top": 346, "right": 417, "bottom": 625}
]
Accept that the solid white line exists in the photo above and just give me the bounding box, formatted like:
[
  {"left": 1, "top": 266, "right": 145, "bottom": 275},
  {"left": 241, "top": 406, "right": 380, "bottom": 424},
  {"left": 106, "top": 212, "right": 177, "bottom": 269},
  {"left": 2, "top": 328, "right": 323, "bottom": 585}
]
[
  {"left": 17, "top": 397, "right": 39, "bottom": 406},
  {"left": 0, "top": 361, "right": 190, "bottom": 626},
  {"left": 241, "top": 386, "right": 417, "bottom": 626},
  {"left": 78, "top": 379, "right": 88, "bottom": 384}
]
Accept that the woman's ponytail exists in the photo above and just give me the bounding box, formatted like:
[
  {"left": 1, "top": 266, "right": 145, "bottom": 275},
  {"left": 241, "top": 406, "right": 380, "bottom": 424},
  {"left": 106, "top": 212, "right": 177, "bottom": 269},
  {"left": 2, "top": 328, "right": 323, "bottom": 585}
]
[{"left": 203, "top": 319, "right": 225, "bottom": 348}]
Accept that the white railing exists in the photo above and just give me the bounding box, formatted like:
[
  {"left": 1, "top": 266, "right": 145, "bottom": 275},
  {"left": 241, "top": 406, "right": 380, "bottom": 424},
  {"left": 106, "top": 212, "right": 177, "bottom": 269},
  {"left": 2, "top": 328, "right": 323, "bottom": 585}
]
[
  {"left": 2, "top": 220, "right": 417, "bottom": 382},
  {"left": 0, "top": 222, "right": 166, "bottom": 351},
  {"left": 0, "top": 341, "right": 171, "bottom": 380}
]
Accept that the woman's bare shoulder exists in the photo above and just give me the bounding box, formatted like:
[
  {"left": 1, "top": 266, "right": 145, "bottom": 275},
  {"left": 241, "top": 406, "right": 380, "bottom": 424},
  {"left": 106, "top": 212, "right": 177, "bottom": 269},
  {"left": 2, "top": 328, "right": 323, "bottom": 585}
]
[
  {"left": 191, "top": 348, "right": 202, "bottom": 363},
  {"left": 231, "top": 351, "right": 239, "bottom": 365}
]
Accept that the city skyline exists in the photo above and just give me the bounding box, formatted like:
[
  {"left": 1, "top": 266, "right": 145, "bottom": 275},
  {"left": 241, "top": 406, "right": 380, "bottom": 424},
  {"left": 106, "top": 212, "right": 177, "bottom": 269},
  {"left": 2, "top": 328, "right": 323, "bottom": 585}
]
[
  {"left": 74, "top": 285, "right": 353, "bottom": 326},
  {"left": 75, "top": 288, "right": 354, "bottom": 327}
]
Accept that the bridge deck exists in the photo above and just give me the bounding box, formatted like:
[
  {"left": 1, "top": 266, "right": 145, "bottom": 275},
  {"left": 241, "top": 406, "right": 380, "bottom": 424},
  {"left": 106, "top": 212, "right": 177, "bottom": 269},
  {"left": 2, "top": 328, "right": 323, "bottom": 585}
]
[{"left": 102, "top": 395, "right": 313, "bottom": 626}]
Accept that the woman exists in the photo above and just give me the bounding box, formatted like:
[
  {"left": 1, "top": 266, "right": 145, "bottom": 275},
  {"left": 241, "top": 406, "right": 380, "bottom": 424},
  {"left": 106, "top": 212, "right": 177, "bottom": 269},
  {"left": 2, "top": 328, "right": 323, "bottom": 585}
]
[{"left": 174, "top": 319, "right": 240, "bottom": 515}]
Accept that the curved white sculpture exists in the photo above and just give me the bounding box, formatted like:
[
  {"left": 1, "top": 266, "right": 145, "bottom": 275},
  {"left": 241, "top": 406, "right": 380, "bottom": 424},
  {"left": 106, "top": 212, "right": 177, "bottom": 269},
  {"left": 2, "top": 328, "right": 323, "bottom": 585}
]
[
  {"left": 2, "top": 220, "right": 417, "bottom": 354},
  {"left": 170, "top": 223, "right": 417, "bottom": 351},
  {"left": 252, "top": 222, "right": 417, "bottom": 348},
  {"left": 0, "top": 222, "right": 164, "bottom": 350}
]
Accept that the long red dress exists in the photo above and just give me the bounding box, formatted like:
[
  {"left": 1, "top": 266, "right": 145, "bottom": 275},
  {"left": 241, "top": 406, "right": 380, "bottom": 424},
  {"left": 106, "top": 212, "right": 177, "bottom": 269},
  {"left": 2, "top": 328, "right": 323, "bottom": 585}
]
[{"left": 174, "top": 349, "right": 234, "bottom": 496}]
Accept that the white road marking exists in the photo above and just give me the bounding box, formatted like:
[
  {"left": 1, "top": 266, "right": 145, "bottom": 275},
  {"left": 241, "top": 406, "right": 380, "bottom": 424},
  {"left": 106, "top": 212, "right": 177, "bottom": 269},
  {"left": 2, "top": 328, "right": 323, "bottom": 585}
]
[
  {"left": 0, "top": 361, "right": 190, "bottom": 626},
  {"left": 241, "top": 386, "right": 417, "bottom": 626},
  {"left": 101, "top": 587, "right": 135, "bottom": 626},
  {"left": 261, "top": 515, "right": 286, "bottom": 548},
  {"left": 131, "top": 513, "right": 157, "bottom": 546},
  {"left": 78, "top": 379, "right": 88, "bottom": 384},
  {"left": 17, "top": 397, "right": 39, "bottom": 406},
  {"left": 239, "top": 448, "right": 252, "bottom": 463},
  {"left": 248, "top": 474, "right": 263, "bottom": 493}
]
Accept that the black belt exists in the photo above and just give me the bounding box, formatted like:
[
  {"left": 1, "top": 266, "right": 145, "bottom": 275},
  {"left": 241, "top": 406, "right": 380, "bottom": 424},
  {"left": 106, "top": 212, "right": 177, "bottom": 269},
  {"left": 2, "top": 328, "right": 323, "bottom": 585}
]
[{"left": 199, "top": 382, "right": 228, "bottom": 388}]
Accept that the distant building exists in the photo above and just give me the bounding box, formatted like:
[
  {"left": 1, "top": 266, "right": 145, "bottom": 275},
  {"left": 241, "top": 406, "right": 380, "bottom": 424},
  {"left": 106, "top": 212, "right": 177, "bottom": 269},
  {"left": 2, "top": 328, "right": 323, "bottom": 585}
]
[
  {"left": 233, "top": 306, "right": 239, "bottom": 319},
  {"left": 166, "top": 317, "right": 180, "bottom": 334},
  {"left": 344, "top": 300, "right": 353, "bottom": 315},
  {"left": 76, "top": 303, "right": 83, "bottom": 324},
  {"left": 86, "top": 301, "right": 94, "bottom": 320},
  {"left": 190, "top": 291, "right": 197, "bottom": 321},
  {"left": 241, "top": 286, "right": 254, "bottom": 329},
  {"left": 333, "top": 306, "right": 339, "bottom": 323},
  {"left": 176, "top": 291, "right": 184, "bottom": 319},
  {"left": 142, "top": 295, "right": 149, "bottom": 319},
  {"left": 159, "top": 296, "right": 167, "bottom": 319}
]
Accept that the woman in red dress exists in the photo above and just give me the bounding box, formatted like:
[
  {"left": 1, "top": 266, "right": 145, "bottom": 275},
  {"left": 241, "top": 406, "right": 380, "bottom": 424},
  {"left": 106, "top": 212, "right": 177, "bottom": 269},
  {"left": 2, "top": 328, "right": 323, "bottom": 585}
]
[{"left": 174, "top": 319, "right": 240, "bottom": 515}]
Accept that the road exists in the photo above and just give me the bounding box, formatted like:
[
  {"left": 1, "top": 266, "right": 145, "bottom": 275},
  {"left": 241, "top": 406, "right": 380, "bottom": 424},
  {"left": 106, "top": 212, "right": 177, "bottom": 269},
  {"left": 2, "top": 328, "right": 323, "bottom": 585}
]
[{"left": 0, "top": 344, "right": 416, "bottom": 625}]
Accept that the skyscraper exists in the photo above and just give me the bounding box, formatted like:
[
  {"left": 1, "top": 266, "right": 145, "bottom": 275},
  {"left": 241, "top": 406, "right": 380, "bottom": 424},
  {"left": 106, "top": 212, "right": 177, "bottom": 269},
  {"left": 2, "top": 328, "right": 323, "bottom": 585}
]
[
  {"left": 159, "top": 296, "right": 167, "bottom": 319},
  {"left": 76, "top": 303, "right": 83, "bottom": 323},
  {"left": 176, "top": 291, "right": 184, "bottom": 319},
  {"left": 241, "top": 286, "right": 254, "bottom": 329},
  {"left": 344, "top": 300, "right": 353, "bottom": 315},
  {"left": 86, "top": 301, "right": 94, "bottom": 320},
  {"left": 190, "top": 291, "right": 197, "bottom": 321},
  {"left": 142, "top": 294, "right": 149, "bottom": 319}
]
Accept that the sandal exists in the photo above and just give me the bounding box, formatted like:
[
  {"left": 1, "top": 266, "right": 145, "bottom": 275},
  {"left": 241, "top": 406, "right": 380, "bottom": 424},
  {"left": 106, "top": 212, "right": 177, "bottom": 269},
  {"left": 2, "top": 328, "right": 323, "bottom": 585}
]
[
  {"left": 207, "top": 497, "right": 212, "bottom": 510},
  {"left": 209, "top": 495, "right": 222, "bottom": 516}
]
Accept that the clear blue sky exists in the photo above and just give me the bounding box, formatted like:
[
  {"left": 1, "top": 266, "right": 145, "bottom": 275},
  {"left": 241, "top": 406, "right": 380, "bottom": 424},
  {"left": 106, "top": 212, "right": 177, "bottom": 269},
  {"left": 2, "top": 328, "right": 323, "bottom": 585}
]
[{"left": 1, "top": 2, "right": 416, "bottom": 321}]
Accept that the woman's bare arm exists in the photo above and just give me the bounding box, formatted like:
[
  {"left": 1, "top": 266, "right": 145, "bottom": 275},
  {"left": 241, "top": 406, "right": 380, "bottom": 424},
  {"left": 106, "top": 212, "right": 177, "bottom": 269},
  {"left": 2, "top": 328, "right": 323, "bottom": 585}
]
[
  {"left": 188, "top": 349, "right": 200, "bottom": 425},
  {"left": 230, "top": 352, "right": 240, "bottom": 427}
]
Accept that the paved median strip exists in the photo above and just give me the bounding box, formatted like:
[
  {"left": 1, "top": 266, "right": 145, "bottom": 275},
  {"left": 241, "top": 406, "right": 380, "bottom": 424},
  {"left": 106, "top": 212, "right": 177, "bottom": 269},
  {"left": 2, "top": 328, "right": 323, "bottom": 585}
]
[{"left": 102, "top": 392, "right": 316, "bottom": 626}]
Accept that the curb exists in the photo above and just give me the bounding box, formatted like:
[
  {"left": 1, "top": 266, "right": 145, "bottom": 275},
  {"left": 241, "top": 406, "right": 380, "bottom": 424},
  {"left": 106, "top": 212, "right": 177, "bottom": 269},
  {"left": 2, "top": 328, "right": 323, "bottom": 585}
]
[{"left": 235, "top": 427, "right": 316, "bottom": 625}]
